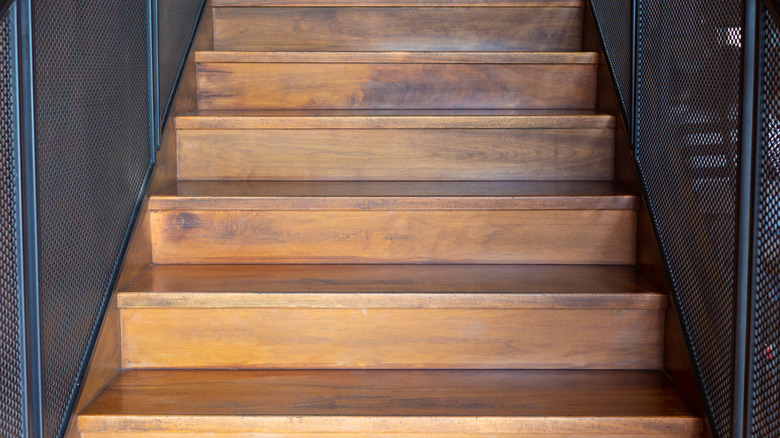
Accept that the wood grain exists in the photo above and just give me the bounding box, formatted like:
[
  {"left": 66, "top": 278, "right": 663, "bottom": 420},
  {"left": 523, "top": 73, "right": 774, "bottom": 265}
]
[
  {"left": 150, "top": 181, "right": 637, "bottom": 210},
  {"left": 176, "top": 128, "right": 614, "bottom": 181},
  {"left": 118, "top": 264, "right": 665, "bottom": 309},
  {"left": 214, "top": 7, "right": 583, "bottom": 52},
  {"left": 150, "top": 208, "right": 636, "bottom": 264},
  {"left": 122, "top": 306, "right": 662, "bottom": 368},
  {"left": 78, "top": 369, "right": 700, "bottom": 435},
  {"left": 214, "top": 0, "right": 585, "bottom": 6},
  {"left": 175, "top": 109, "right": 616, "bottom": 129},
  {"left": 196, "top": 55, "right": 597, "bottom": 110}
]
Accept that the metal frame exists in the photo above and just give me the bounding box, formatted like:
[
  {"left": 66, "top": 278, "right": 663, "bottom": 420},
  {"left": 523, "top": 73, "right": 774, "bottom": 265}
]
[
  {"left": 16, "top": 0, "right": 41, "bottom": 435},
  {"left": 589, "top": 0, "right": 779, "bottom": 436},
  {"left": 0, "top": 0, "right": 206, "bottom": 435}
]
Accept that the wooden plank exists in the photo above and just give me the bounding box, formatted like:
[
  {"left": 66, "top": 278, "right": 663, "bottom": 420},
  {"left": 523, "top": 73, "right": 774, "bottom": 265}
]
[
  {"left": 150, "top": 209, "right": 636, "bottom": 264},
  {"left": 78, "top": 370, "right": 700, "bottom": 435},
  {"left": 122, "top": 307, "right": 662, "bottom": 368},
  {"left": 176, "top": 128, "right": 614, "bottom": 181},
  {"left": 118, "top": 264, "right": 665, "bottom": 309},
  {"left": 175, "top": 109, "right": 617, "bottom": 129},
  {"left": 214, "top": 0, "right": 585, "bottom": 6},
  {"left": 195, "top": 51, "right": 599, "bottom": 63},
  {"left": 150, "top": 181, "right": 637, "bottom": 210},
  {"left": 196, "top": 55, "right": 597, "bottom": 110},
  {"left": 213, "top": 7, "right": 583, "bottom": 52}
]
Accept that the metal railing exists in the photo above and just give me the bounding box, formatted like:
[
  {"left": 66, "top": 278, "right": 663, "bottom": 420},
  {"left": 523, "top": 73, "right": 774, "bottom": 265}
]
[
  {"left": 589, "top": 0, "right": 779, "bottom": 436},
  {"left": 0, "top": 0, "right": 206, "bottom": 436}
]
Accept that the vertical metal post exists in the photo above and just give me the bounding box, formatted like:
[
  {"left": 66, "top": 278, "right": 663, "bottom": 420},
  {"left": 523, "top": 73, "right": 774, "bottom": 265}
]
[
  {"left": 16, "top": 0, "right": 42, "bottom": 435},
  {"left": 7, "top": 2, "right": 30, "bottom": 436},
  {"left": 735, "top": 0, "right": 761, "bottom": 436},
  {"left": 631, "top": 0, "right": 639, "bottom": 152},
  {"left": 148, "top": 0, "right": 159, "bottom": 158}
]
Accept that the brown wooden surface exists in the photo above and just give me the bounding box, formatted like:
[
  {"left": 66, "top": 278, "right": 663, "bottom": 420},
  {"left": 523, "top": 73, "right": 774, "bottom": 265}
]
[
  {"left": 151, "top": 208, "right": 636, "bottom": 264},
  {"left": 214, "top": 7, "right": 582, "bottom": 52},
  {"left": 196, "top": 53, "right": 597, "bottom": 110},
  {"left": 196, "top": 51, "right": 598, "bottom": 63},
  {"left": 118, "top": 264, "right": 664, "bottom": 309},
  {"left": 214, "top": 0, "right": 585, "bottom": 6},
  {"left": 122, "top": 306, "right": 662, "bottom": 368},
  {"left": 177, "top": 127, "right": 614, "bottom": 181},
  {"left": 78, "top": 369, "right": 700, "bottom": 435},
  {"left": 151, "top": 181, "right": 636, "bottom": 210},
  {"left": 175, "top": 109, "right": 616, "bottom": 129}
]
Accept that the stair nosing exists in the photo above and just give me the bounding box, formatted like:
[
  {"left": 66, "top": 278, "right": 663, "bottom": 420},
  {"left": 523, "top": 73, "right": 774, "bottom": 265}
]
[
  {"left": 212, "top": 0, "right": 585, "bottom": 8},
  {"left": 149, "top": 182, "right": 638, "bottom": 211},
  {"left": 195, "top": 50, "right": 599, "bottom": 64},
  {"left": 118, "top": 264, "right": 664, "bottom": 309},
  {"left": 175, "top": 111, "right": 616, "bottom": 130}
]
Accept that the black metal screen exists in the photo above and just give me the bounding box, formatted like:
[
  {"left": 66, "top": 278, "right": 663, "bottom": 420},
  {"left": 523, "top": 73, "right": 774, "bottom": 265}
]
[
  {"left": 589, "top": 0, "right": 633, "bottom": 126},
  {"left": 0, "top": 3, "right": 26, "bottom": 437},
  {"left": 635, "top": 1, "right": 743, "bottom": 437},
  {"left": 31, "top": 1, "right": 151, "bottom": 436},
  {"left": 158, "top": 0, "right": 204, "bottom": 127},
  {"left": 751, "top": 6, "right": 780, "bottom": 435}
]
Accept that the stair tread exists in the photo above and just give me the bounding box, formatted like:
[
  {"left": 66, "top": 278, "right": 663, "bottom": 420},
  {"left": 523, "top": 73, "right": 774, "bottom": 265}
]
[
  {"left": 176, "top": 109, "right": 616, "bottom": 129},
  {"left": 150, "top": 181, "right": 637, "bottom": 210},
  {"left": 214, "top": 0, "right": 584, "bottom": 6},
  {"left": 195, "top": 50, "right": 599, "bottom": 64},
  {"left": 119, "top": 264, "right": 664, "bottom": 309},
  {"left": 78, "top": 369, "right": 700, "bottom": 435}
]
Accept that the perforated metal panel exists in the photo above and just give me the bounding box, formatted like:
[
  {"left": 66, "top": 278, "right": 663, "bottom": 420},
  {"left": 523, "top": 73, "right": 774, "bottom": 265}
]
[
  {"left": 31, "top": 1, "right": 151, "bottom": 436},
  {"left": 589, "top": 0, "right": 632, "bottom": 126},
  {"left": 751, "top": 6, "right": 780, "bottom": 435},
  {"left": 0, "top": 3, "right": 26, "bottom": 437},
  {"left": 158, "top": 0, "right": 204, "bottom": 125},
  {"left": 635, "top": 2, "right": 742, "bottom": 437}
]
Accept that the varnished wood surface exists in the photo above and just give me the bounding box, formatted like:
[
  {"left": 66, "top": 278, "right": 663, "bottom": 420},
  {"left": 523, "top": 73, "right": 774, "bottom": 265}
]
[
  {"left": 118, "top": 264, "right": 664, "bottom": 309},
  {"left": 214, "top": 7, "right": 582, "bottom": 52},
  {"left": 196, "top": 54, "right": 597, "bottom": 110},
  {"left": 175, "top": 109, "right": 616, "bottom": 129},
  {"left": 177, "top": 127, "right": 614, "bottom": 181},
  {"left": 151, "top": 208, "right": 636, "bottom": 264},
  {"left": 78, "top": 369, "right": 700, "bottom": 435},
  {"left": 150, "top": 181, "right": 637, "bottom": 210},
  {"left": 214, "top": 0, "right": 585, "bottom": 6},
  {"left": 122, "top": 305, "right": 662, "bottom": 368},
  {"left": 196, "top": 50, "right": 598, "bottom": 64}
]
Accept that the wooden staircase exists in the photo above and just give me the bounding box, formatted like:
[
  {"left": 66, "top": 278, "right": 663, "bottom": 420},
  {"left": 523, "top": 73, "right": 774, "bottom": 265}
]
[{"left": 77, "top": 1, "right": 702, "bottom": 436}]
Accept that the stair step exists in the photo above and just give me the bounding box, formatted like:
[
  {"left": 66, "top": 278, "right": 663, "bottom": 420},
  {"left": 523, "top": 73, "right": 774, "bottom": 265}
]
[
  {"left": 118, "top": 264, "right": 662, "bottom": 369},
  {"left": 175, "top": 110, "right": 615, "bottom": 181},
  {"left": 195, "top": 51, "right": 598, "bottom": 110},
  {"left": 213, "top": 6, "right": 583, "bottom": 52},
  {"left": 78, "top": 369, "right": 701, "bottom": 436},
  {"left": 214, "top": 0, "right": 585, "bottom": 6},
  {"left": 149, "top": 181, "right": 637, "bottom": 264}
]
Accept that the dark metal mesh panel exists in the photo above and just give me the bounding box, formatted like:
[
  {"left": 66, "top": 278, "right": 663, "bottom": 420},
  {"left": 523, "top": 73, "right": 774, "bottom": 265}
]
[
  {"left": 31, "top": 1, "right": 151, "bottom": 436},
  {"left": 158, "top": 0, "right": 204, "bottom": 124},
  {"left": 635, "top": 2, "right": 742, "bottom": 437},
  {"left": 752, "top": 7, "right": 780, "bottom": 435},
  {"left": 0, "top": 4, "right": 26, "bottom": 437},
  {"left": 589, "top": 0, "right": 632, "bottom": 124}
]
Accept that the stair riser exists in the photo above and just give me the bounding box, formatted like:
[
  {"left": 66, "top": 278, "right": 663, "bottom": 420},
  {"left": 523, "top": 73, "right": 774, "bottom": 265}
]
[
  {"left": 150, "top": 209, "right": 636, "bottom": 264},
  {"left": 121, "top": 307, "right": 663, "bottom": 369},
  {"left": 176, "top": 128, "right": 614, "bottom": 181},
  {"left": 213, "top": 7, "right": 583, "bottom": 52},
  {"left": 196, "top": 62, "right": 597, "bottom": 110}
]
